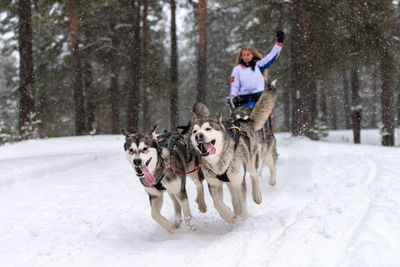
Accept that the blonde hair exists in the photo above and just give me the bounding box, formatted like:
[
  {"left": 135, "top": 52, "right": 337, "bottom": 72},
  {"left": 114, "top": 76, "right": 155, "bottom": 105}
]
[{"left": 235, "top": 45, "right": 268, "bottom": 81}]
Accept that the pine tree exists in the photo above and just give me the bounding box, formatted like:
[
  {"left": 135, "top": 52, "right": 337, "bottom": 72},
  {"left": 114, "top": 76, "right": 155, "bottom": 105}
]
[
  {"left": 127, "top": 0, "right": 142, "bottom": 132},
  {"left": 68, "top": 0, "right": 86, "bottom": 135},
  {"left": 308, "top": 112, "right": 329, "bottom": 141},
  {"left": 18, "top": 0, "right": 35, "bottom": 140},
  {"left": 196, "top": 0, "right": 207, "bottom": 104},
  {"left": 170, "top": 0, "right": 179, "bottom": 129}
]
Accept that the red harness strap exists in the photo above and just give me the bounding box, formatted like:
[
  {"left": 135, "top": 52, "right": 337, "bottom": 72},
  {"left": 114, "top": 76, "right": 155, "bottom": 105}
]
[{"left": 166, "top": 163, "right": 202, "bottom": 175}]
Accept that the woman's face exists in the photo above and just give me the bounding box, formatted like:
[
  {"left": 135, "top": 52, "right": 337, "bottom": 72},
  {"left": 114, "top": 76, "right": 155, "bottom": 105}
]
[{"left": 241, "top": 49, "right": 254, "bottom": 63}]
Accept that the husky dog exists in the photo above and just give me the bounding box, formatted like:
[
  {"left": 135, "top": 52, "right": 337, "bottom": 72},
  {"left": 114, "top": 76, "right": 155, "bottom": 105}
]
[
  {"left": 230, "top": 82, "right": 278, "bottom": 187},
  {"left": 123, "top": 126, "right": 206, "bottom": 233},
  {"left": 189, "top": 84, "right": 277, "bottom": 223}
]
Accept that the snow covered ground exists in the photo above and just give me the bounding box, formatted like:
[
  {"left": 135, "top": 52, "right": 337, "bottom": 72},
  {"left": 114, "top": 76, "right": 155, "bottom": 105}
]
[{"left": 1, "top": 129, "right": 399, "bottom": 267}]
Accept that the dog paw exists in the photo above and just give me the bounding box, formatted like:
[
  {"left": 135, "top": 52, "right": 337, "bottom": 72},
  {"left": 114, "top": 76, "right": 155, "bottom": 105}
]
[
  {"left": 188, "top": 224, "right": 198, "bottom": 232},
  {"left": 184, "top": 215, "right": 192, "bottom": 225},
  {"left": 269, "top": 177, "right": 276, "bottom": 186},
  {"left": 223, "top": 212, "right": 237, "bottom": 224},
  {"left": 198, "top": 203, "right": 207, "bottom": 213},
  {"left": 253, "top": 191, "right": 262, "bottom": 204},
  {"left": 174, "top": 219, "right": 182, "bottom": 228},
  {"left": 166, "top": 224, "right": 175, "bottom": 234},
  {"left": 228, "top": 216, "right": 237, "bottom": 224},
  {"left": 162, "top": 222, "right": 175, "bottom": 234}
]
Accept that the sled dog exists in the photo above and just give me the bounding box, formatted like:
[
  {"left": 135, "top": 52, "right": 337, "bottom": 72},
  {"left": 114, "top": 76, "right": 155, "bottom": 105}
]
[
  {"left": 230, "top": 83, "right": 278, "bottom": 188},
  {"left": 189, "top": 83, "right": 277, "bottom": 223},
  {"left": 123, "top": 126, "right": 206, "bottom": 233}
]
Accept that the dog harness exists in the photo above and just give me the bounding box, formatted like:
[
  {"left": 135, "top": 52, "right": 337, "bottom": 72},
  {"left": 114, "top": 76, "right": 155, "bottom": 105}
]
[
  {"left": 139, "top": 174, "right": 166, "bottom": 191},
  {"left": 165, "top": 162, "right": 202, "bottom": 175},
  {"left": 227, "top": 118, "right": 250, "bottom": 149},
  {"left": 158, "top": 131, "right": 202, "bottom": 175},
  {"left": 216, "top": 171, "right": 230, "bottom": 182},
  {"left": 213, "top": 119, "right": 251, "bottom": 182}
]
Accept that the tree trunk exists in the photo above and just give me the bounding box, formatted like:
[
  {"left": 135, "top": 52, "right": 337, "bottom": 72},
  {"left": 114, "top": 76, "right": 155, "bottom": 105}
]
[
  {"left": 18, "top": 0, "right": 35, "bottom": 139},
  {"left": 162, "top": 100, "right": 170, "bottom": 132},
  {"left": 341, "top": 68, "right": 351, "bottom": 129},
  {"left": 398, "top": 0, "right": 400, "bottom": 127},
  {"left": 328, "top": 79, "right": 337, "bottom": 130},
  {"left": 69, "top": 0, "right": 85, "bottom": 135},
  {"left": 109, "top": 10, "right": 120, "bottom": 134},
  {"left": 170, "top": 0, "right": 179, "bottom": 129},
  {"left": 350, "top": 65, "right": 362, "bottom": 144},
  {"left": 127, "top": 0, "right": 141, "bottom": 132},
  {"left": 91, "top": 62, "right": 102, "bottom": 134},
  {"left": 142, "top": 0, "right": 152, "bottom": 131},
  {"left": 83, "top": 61, "right": 94, "bottom": 132},
  {"left": 37, "top": 91, "right": 47, "bottom": 138},
  {"left": 197, "top": 0, "right": 207, "bottom": 104},
  {"left": 290, "top": 2, "right": 301, "bottom": 135},
  {"left": 380, "top": 48, "right": 395, "bottom": 146},
  {"left": 371, "top": 68, "right": 378, "bottom": 128},
  {"left": 309, "top": 81, "right": 318, "bottom": 127},
  {"left": 398, "top": 80, "right": 400, "bottom": 127},
  {"left": 282, "top": 88, "right": 291, "bottom": 132},
  {"left": 290, "top": 0, "right": 311, "bottom": 136},
  {"left": 380, "top": 1, "right": 395, "bottom": 146},
  {"left": 318, "top": 80, "right": 328, "bottom": 125}
]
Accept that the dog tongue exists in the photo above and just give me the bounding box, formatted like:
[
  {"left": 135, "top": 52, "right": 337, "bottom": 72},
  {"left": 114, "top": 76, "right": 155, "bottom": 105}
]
[
  {"left": 203, "top": 142, "right": 216, "bottom": 155},
  {"left": 140, "top": 165, "right": 156, "bottom": 185}
]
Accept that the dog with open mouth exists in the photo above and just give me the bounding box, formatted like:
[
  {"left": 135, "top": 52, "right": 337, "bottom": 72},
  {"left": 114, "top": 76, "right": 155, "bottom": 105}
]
[
  {"left": 123, "top": 126, "right": 206, "bottom": 233},
  {"left": 189, "top": 84, "right": 277, "bottom": 224}
]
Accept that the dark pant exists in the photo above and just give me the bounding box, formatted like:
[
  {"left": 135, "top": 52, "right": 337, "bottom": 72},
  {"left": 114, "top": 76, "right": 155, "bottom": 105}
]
[{"left": 232, "top": 92, "right": 262, "bottom": 108}]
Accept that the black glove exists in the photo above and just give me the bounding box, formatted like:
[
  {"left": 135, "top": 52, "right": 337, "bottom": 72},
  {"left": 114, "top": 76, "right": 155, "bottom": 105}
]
[{"left": 277, "top": 30, "right": 285, "bottom": 43}]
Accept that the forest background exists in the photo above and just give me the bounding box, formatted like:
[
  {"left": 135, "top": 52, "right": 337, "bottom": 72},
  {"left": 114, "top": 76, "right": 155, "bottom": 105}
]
[{"left": 0, "top": 0, "right": 399, "bottom": 146}]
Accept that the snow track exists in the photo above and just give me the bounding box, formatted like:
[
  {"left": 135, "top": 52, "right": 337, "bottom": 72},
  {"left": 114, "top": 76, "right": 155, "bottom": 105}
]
[{"left": 0, "top": 134, "right": 399, "bottom": 267}]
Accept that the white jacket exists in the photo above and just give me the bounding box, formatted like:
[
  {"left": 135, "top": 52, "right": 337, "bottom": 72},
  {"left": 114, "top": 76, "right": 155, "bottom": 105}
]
[{"left": 230, "top": 43, "right": 282, "bottom": 96}]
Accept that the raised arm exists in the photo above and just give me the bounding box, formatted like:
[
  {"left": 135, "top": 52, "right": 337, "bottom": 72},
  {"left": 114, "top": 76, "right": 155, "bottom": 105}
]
[
  {"left": 257, "top": 43, "right": 282, "bottom": 73},
  {"left": 257, "top": 30, "right": 285, "bottom": 73}
]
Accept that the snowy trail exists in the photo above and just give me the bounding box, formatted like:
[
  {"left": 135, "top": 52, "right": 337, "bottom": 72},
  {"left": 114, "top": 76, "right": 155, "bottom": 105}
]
[
  {"left": 0, "top": 134, "right": 399, "bottom": 267},
  {"left": 339, "top": 151, "right": 400, "bottom": 267},
  {"left": 188, "top": 140, "right": 381, "bottom": 267}
]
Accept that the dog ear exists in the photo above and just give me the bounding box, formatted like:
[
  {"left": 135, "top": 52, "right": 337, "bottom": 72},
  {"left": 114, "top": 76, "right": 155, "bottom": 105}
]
[
  {"left": 215, "top": 110, "right": 222, "bottom": 122},
  {"left": 122, "top": 129, "right": 133, "bottom": 137},
  {"left": 192, "top": 102, "right": 210, "bottom": 118},
  {"left": 151, "top": 125, "right": 157, "bottom": 140},
  {"left": 191, "top": 112, "right": 198, "bottom": 121}
]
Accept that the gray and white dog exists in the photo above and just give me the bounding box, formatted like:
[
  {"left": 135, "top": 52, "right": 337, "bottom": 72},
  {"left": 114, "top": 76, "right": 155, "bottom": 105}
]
[
  {"left": 123, "top": 126, "right": 206, "bottom": 233},
  {"left": 189, "top": 83, "right": 278, "bottom": 224},
  {"left": 230, "top": 82, "right": 278, "bottom": 188}
]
